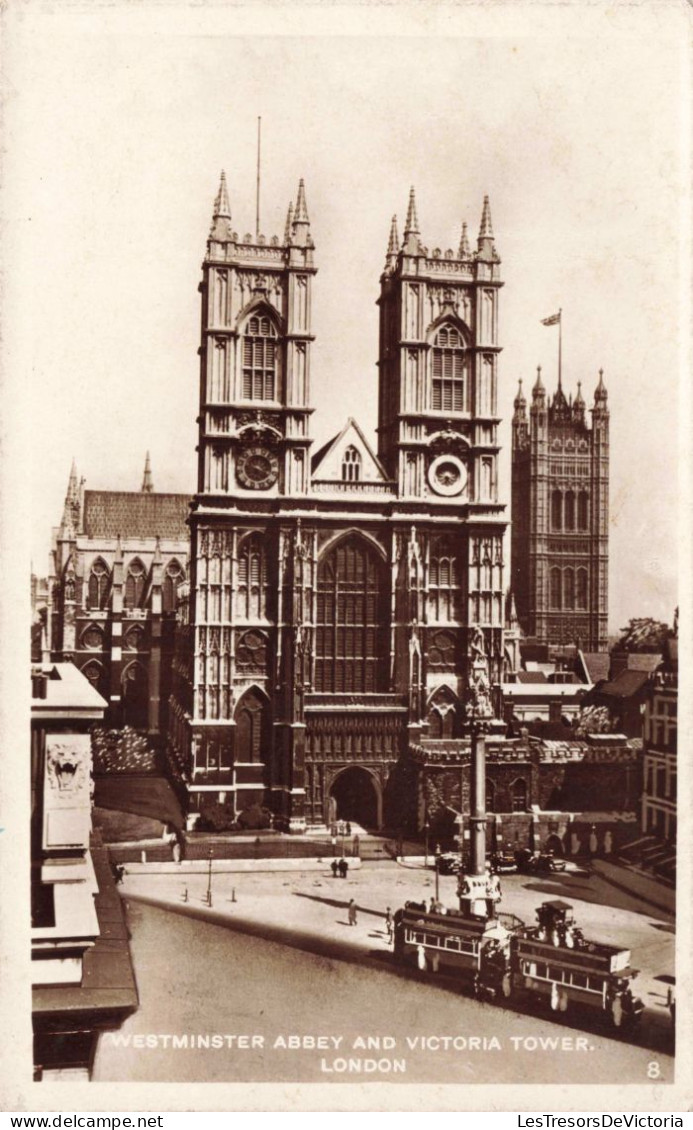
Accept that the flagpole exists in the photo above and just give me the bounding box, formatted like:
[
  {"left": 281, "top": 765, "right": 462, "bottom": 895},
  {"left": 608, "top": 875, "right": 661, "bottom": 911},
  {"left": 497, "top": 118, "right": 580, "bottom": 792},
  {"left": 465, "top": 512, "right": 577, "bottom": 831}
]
[{"left": 558, "top": 308, "right": 562, "bottom": 389}]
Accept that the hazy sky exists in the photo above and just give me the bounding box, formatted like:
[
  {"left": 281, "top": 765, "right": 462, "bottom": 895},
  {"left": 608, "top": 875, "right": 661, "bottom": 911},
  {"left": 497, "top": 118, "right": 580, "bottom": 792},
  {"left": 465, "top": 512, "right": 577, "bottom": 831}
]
[{"left": 5, "top": 2, "right": 687, "bottom": 633}]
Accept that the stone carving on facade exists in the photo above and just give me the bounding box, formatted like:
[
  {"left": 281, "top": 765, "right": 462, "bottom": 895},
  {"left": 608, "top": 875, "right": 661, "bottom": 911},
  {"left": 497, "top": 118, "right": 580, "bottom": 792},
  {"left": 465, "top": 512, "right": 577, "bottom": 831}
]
[
  {"left": 46, "top": 739, "right": 89, "bottom": 799},
  {"left": 428, "top": 428, "right": 470, "bottom": 457}
]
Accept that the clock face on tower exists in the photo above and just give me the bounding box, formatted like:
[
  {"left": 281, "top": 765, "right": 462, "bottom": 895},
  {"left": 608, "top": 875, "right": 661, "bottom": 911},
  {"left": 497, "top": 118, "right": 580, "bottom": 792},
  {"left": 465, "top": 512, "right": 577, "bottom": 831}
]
[
  {"left": 428, "top": 453, "right": 468, "bottom": 497},
  {"left": 236, "top": 445, "right": 279, "bottom": 490}
]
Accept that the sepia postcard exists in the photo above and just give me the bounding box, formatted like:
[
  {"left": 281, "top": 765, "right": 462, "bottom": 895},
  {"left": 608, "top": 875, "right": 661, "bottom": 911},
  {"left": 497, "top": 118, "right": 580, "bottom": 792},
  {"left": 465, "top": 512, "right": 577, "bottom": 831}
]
[{"left": 1, "top": 0, "right": 692, "bottom": 1115}]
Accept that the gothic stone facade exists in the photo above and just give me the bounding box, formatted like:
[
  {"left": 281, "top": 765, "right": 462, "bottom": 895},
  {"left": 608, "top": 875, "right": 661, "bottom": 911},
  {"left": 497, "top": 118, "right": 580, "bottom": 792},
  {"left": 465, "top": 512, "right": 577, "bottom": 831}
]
[
  {"left": 511, "top": 369, "right": 609, "bottom": 652},
  {"left": 49, "top": 463, "right": 189, "bottom": 737},
  {"left": 168, "top": 176, "right": 507, "bottom": 831}
]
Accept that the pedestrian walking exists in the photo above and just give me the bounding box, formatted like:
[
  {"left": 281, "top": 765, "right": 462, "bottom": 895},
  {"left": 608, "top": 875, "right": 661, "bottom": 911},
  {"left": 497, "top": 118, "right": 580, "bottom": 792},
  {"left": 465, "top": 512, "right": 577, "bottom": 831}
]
[
  {"left": 339, "top": 858, "right": 349, "bottom": 879},
  {"left": 385, "top": 906, "right": 393, "bottom": 942},
  {"left": 346, "top": 821, "right": 352, "bottom": 836},
  {"left": 348, "top": 899, "right": 358, "bottom": 926},
  {"left": 352, "top": 833, "right": 360, "bottom": 858},
  {"left": 331, "top": 859, "right": 338, "bottom": 879}
]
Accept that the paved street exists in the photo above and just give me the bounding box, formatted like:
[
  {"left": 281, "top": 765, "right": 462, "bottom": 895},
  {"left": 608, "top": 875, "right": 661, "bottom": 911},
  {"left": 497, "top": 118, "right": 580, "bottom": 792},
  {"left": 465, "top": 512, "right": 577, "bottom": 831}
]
[{"left": 92, "top": 862, "right": 675, "bottom": 1085}]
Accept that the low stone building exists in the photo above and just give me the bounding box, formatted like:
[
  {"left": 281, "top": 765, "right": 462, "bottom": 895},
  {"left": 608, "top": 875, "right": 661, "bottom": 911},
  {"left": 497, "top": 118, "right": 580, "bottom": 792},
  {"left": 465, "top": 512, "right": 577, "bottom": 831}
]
[{"left": 412, "top": 729, "right": 640, "bottom": 853}]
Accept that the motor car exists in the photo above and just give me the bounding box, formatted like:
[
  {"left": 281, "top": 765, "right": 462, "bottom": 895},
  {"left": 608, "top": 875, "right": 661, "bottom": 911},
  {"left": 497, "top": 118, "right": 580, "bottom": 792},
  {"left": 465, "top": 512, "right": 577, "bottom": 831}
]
[
  {"left": 436, "top": 852, "right": 463, "bottom": 874},
  {"left": 514, "top": 849, "right": 566, "bottom": 874},
  {"left": 490, "top": 851, "right": 518, "bottom": 874}
]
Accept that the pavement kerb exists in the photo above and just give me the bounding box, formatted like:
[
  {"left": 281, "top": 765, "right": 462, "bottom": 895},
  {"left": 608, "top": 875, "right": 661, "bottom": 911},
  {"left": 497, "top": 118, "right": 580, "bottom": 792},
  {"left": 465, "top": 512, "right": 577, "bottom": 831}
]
[
  {"left": 591, "top": 860, "right": 675, "bottom": 916},
  {"left": 120, "top": 857, "right": 364, "bottom": 876}
]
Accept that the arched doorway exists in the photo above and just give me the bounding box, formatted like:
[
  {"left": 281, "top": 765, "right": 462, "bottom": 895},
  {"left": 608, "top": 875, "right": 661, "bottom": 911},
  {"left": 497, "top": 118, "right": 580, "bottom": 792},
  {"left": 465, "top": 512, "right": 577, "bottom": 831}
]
[
  {"left": 545, "top": 833, "right": 565, "bottom": 857},
  {"left": 122, "top": 661, "right": 148, "bottom": 730},
  {"left": 329, "top": 767, "right": 382, "bottom": 830}
]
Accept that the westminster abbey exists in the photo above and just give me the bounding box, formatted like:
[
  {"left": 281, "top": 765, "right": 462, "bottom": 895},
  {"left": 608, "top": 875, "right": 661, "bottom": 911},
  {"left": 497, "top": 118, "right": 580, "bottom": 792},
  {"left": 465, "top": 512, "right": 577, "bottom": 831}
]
[{"left": 165, "top": 173, "right": 508, "bottom": 832}]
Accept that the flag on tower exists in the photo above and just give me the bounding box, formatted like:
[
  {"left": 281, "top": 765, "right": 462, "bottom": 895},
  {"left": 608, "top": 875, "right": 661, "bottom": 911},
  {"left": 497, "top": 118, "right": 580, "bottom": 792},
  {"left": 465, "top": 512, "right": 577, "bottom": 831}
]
[{"left": 541, "top": 312, "right": 561, "bottom": 326}]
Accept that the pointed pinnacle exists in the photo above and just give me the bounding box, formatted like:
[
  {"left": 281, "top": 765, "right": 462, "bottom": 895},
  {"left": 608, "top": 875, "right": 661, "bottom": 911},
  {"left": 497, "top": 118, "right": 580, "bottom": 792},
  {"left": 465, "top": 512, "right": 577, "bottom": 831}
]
[
  {"left": 479, "top": 195, "right": 494, "bottom": 240},
  {"left": 213, "top": 170, "right": 231, "bottom": 219},
  {"left": 294, "top": 179, "right": 310, "bottom": 224},
  {"left": 387, "top": 214, "right": 400, "bottom": 258},
  {"left": 141, "top": 451, "right": 153, "bottom": 493},
  {"left": 533, "top": 365, "right": 544, "bottom": 391},
  {"left": 595, "top": 368, "right": 608, "bottom": 400},
  {"left": 284, "top": 201, "right": 294, "bottom": 244},
  {"left": 404, "top": 186, "right": 419, "bottom": 235},
  {"left": 575, "top": 380, "right": 585, "bottom": 405},
  {"left": 67, "top": 458, "right": 79, "bottom": 499},
  {"left": 458, "top": 221, "right": 471, "bottom": 259}
]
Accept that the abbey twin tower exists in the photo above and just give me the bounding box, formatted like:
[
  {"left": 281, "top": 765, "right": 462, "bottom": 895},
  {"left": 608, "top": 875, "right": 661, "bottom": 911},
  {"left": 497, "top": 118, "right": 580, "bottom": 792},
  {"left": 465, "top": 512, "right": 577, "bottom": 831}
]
[{"left": 48, "top": 170, "right": 610, "bottom": 833}]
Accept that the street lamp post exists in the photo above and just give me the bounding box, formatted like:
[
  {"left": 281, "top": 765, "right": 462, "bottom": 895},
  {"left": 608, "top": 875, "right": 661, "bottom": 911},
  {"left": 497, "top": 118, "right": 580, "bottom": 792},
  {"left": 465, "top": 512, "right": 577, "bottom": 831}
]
[
  {"left": 206, "top": 848, "right": 213, "bottom": 907},
  {"left": 424, "top": 822, "right": 430, "bottom": 869},
  {"left": 434, "top": 845, "right": 441, "bottom": 903}
]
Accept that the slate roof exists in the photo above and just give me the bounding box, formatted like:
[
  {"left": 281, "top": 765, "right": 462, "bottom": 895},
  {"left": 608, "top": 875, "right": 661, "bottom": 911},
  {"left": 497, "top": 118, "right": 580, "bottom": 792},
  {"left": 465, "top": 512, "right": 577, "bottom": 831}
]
[
  {"left": 578, "top": 651, "right": 610, "bottom": 683},
  {"left": 83, "top": 491, "right": 191, "bottom": 542},
  {"left": 598, "top": 668, "right": 651, "bottom": 699}
]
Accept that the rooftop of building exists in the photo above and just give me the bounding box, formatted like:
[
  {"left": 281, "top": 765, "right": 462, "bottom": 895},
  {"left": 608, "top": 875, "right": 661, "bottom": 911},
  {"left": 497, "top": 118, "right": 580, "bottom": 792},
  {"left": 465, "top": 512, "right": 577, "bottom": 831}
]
[
  {"left": 31, "top": 663, "right": 108, "bottom": 717},
  {"left": 82, "top": 490, "right": 191, "bottom": 542}
]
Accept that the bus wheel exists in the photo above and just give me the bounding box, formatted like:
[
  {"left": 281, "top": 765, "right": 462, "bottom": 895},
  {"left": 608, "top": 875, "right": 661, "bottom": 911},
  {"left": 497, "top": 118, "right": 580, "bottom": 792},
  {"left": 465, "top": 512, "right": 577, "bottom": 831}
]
[
  {"left": 501, "top": 974, "right": 512, "bottom": 999},
  {"left": 611, "top": 996, "right": 623, "bottom": 1028}
]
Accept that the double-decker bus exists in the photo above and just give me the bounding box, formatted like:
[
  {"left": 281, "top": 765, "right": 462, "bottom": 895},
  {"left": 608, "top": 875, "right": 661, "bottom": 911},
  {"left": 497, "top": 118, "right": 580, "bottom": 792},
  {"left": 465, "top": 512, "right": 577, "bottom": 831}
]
[{"left": 393, "top": 899, "right": 644, "bottom": 1030}]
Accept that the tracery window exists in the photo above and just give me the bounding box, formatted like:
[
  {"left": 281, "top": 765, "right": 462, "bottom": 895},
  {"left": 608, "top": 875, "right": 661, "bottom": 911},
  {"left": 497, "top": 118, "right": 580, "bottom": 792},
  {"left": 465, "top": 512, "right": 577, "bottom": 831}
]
[
  {"left": 235, "top": 689, "right": 267, "bottom": 763},
  {"left": 565, "top": 491, "right": 576, "bottom": 531},
  {"left": 511, "top": 777, "right": 528, "bottom": 812},
  {"left": 87, "top": 558, "right": 110, "bottom": 610},
  {"left": 236, "top": 534, "right": 267, "bottom": 620},
  {"left": 576, "top": 568, "right": 588, "bottom": 609},
  {"left": 315, "top": 536, "right": 387, "bottom": 693},
  {"left": 551, "top": 490, "right": 563, "bottom": 531},
  {"left": 162, "top": 559, "right": 185, "bottom": 613},
  {"left": 124, "top": 559, "right": 146, "bottom": 610},
  {"left": 431, "top": 325, "right": 467, "bottom": 412},
  {"left": 341, "top": 446, "right": 361, "bottom": 482},
  {"left": 550, "top": 567, "right": 562, "bottom": 609},
  {"left": 428, "top": 537, "right": 462, "bottom": 621},
  {"left": 236, "top": 630, "right": 268, "bottom": 673},
  {"left": 578, "top": 492, "right": 589, "bottom": 530},
  {"left": 564, "top": 567, "right": 575, "bottom": 609},
  {"left": 242, "top": 314, "right": 278, "bottom": 401}
]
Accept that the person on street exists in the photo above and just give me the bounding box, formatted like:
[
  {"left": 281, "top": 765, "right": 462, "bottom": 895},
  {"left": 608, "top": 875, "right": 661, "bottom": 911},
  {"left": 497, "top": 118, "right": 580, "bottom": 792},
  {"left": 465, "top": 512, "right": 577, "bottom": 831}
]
[
  {"left": 331, "top": 859, "right": 339, "bottom": 878},
  {"left": 348, "top": 899, "right": 358, "bottom": 926},
  {"left": 339, "top": 858, "right": 349, "bottom": 879},
  {"left": 385, "top": 906, "right": 393, "bottom": 941}
]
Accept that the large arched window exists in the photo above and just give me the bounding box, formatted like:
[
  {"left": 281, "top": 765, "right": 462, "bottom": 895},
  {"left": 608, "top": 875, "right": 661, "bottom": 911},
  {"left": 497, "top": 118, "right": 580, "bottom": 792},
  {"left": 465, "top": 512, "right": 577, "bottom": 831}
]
[
  {"left": 162, "top": 559, "right": 185, "bottom": 613},
  {"left": 87, "top": 558, "right": 110, "bottom": 610},
  {"left": 236, "top": 534, "right": 267, "bottom": 620},
  {"left": 551, "top": 490, "right": 563, "bottom": 530},
  {"left": 578, "top": 492, "right": 589, "bottom": 530},
  {"left": 564, "top": 490, "right": 576, "bottom": 531},
  {"left": 124, "top": 558, "right": 146, "bottom": 610},
  {"left": 341, "top": 446, "right": 361, "bottom": 482},
  {"left": 315, "top": 536, "right": 388, "bottom": 693},
  {"left": 431, "top": 325, "right": 467, "bottom": 412},
  {"left": 242, "top": 313, "right": 278, "bottom": 401},
  {"left": 550, "top": 567, "right": 562, "bottom": 609},
  {"left": 428, "top": 536, "right": 462, "bottom": 622}
]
